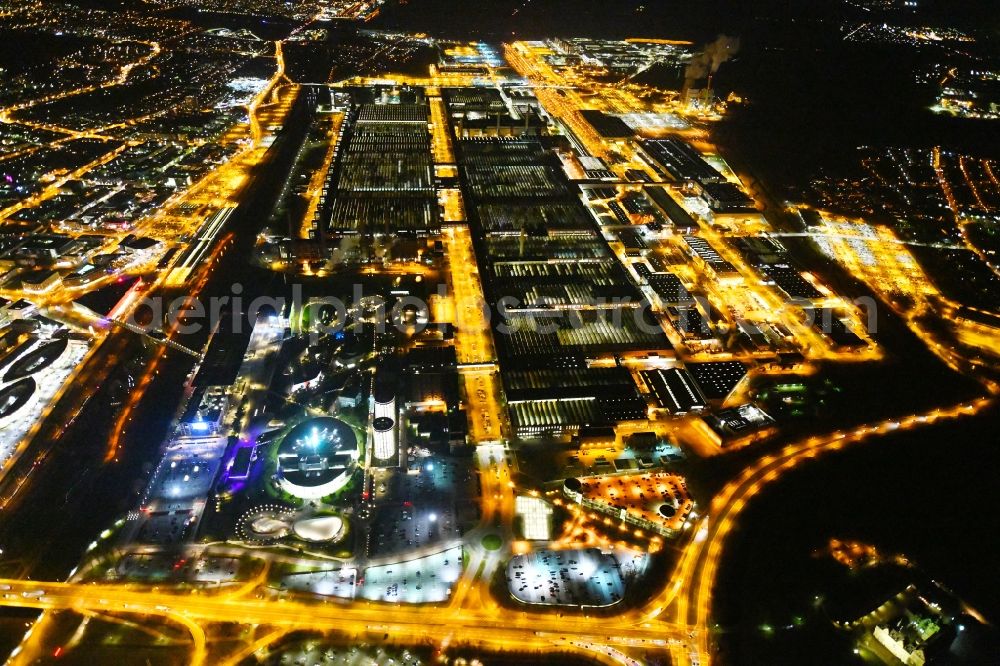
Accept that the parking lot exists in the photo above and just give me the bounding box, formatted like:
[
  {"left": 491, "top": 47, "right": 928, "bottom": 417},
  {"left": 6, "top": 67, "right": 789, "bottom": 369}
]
[
  {"left": 368, "top": 503, "right": 457, "bottom": 557},
  {"left": 359, "top": 547, "right": 463, "bottom": 604},
  {"left": 506, "top": 548, "right": 624, "bottom": 607}
]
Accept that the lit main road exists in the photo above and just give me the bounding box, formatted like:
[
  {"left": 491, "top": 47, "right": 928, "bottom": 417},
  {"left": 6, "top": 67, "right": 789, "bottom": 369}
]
[
  {"left": 447, "top": 443, "right": 518, "bottom": 613},
  {"left": 87, "top": 41, "right": 294, "bottom": 462},
  {"left": 811, "top": 213, "right": 1000, "bottom": 386},
  {"left": 441, "top": 225, "right": 510, "bottom": 444},
  {"left": 0, "top": 401, "right": 993, "bottom": 665},
  {"left": 475, "top": 443, "right": 515, "bottom": 528},
  {"left": 655, "top": 396, "right": 994, "bottom": 664},
  {"left": 934, "top": 147, "right": 1000, "bottom": 281},
  {"left": 440, "top": 198, "right": 493, "bottom": 364},
  {"left": 0, "top": 142, "right": 129, "bottom": 223},
  {"left": 0, "top": 576, "right": 694, "bottom": 666},
  {"left": 298, "top": 110, "right": 345, "bottom": 239},
  {"left": 250, "top": 41, "right": 287, "bottom": 145},
  {"left": 6, "top": 32, "right": 1000, "bottom": 666},
  {"left": 429, "top": 96, "right": 456, "bottom": 164},
  {"left": 0, "top": 37, "right": 166, "bottom": 223},
  {"left": 0, "top": 39, "right": 161, "bottom": 131}
]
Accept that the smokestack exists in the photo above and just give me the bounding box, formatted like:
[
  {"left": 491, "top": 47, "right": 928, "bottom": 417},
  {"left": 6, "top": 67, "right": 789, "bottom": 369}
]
[
  {"left": 683, "top": 53, "right": 708, "bottom": 94},
  {"left": 684, "top": 35, "right": 740, "bottom": 106}
]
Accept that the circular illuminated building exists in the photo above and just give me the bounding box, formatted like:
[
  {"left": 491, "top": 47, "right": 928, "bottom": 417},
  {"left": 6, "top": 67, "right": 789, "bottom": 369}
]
[
  {"left": 372, "top": 416, "right": 396, "bottom": 463},
  {"left": 3, "top": 338, "right": 68, "bottom": 383},
  {"left": 277, "top": 417, "right": 358, "bottom": 500},
  {"left": 658, "top": 503, "right": 678, "bottom": 519},
  {"left": 292, "top": 515, "right": 346, "bottom": 543},
  {"left": 238, "top": 504, "right": 297, "bottom": 544},
  {"left": 252, "top": 516, "right": 290, "bottom": 538},
  {"left": 0, "top": 377, "right": 36, "bottom": 420}
]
